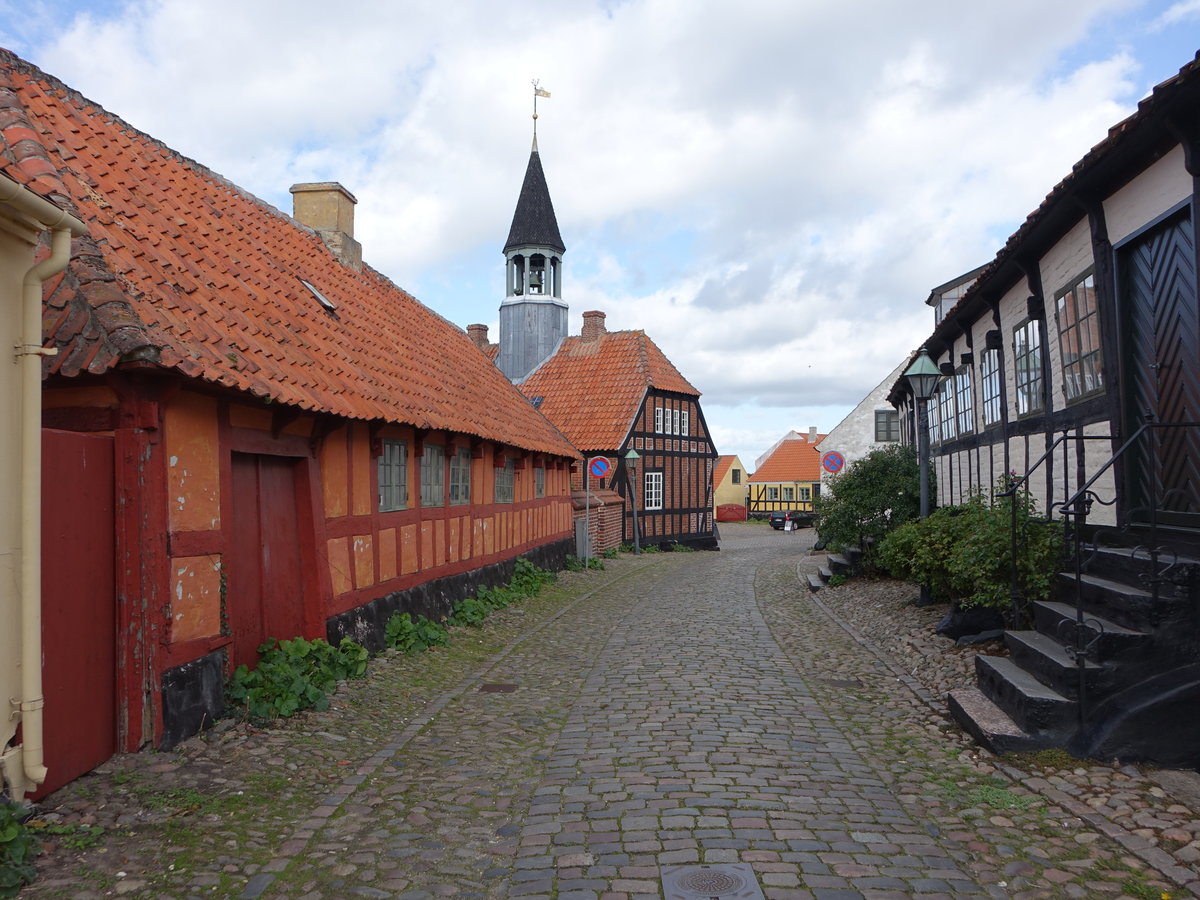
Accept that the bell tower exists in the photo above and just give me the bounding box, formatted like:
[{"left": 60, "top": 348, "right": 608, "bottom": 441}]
[{"left": 498, "top": 83, "right": 567, "bottom": 382}]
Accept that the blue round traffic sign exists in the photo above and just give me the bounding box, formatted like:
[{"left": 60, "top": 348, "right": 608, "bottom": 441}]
[
  {"left": 588, "top": 457, "right": 611, "bottom": 479},
  {"left": 821, "top": 451, "right": 845, "bottom": 474}
]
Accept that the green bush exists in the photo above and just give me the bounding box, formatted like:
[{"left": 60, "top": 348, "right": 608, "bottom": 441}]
[
  {"left": 0, "top": 801, "right": 37, "bottom": 898},
  {"left": 813, "top": 444, "right": 924, "bottom": 570},
  {"left": 878, "top": 484, "right": 1064, "bottom": 610},
  {"left": 226, "top": 636, "right": 368, "bottom": 721},
  {"left": 384, "top": 612, "right": 450, "bottom": 652}
]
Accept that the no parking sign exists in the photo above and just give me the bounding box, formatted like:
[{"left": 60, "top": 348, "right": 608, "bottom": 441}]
[
  {"left": 821, "top": 451, "right": 845, "bottom": 474},
  {"left": 588, "top": 457, "right": 611, "bottom": 479}
]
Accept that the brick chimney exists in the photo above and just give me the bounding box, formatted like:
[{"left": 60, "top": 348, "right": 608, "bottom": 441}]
[
  {"left": 581, "top": 310, "right": 607, "bottom": 342},
  {"left": 289, "top": 182, "right": 363, "bottom": 271},
  {"left": 467, "top": 323, "right": 490, "bottom": 349}
]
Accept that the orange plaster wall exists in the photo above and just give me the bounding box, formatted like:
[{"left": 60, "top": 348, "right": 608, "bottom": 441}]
[
  {"left": 351, "top": 423, "right": 372, "bottom": 516},
  {"left": 420, "top": 522, "right": 433, "bottom": 570},
  {"left": 170, "top": 554, "right": 221, "bottom": 643},
  {"left": 448, "top": 518, "right": 460, "bottom": 563},
  {"left": 165, "top": 392, "right": 221, "bottom": 532},
  {"left": 327, "top": 537, "right": 353, "bottom": 596},
  {"left": 229, "top": 404, "right": 272, "bottom": 431},
  {"left": 321, "top": 427, "right": 349, "bottom": 518},
  {"left": 400, "top": 524, "right": 418, "bottom": 575},
  {"left": 379, "top": 528, "right": 397, "bottom": 582},
  {"left": 352, "top": 534, "right": 374, "bottom": 588}
]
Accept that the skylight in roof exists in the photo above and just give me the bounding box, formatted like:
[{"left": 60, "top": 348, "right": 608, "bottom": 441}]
[{"left": 299, "top": 278, "right": 337, "bottom": 314}]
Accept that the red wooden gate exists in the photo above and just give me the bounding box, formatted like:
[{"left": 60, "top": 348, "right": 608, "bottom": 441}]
[
  {"left": 36, "top": 429, "right": 116, "bottom": 798},
  {"left": 227, "top": 453, "right": 306, "bottom": 669}
]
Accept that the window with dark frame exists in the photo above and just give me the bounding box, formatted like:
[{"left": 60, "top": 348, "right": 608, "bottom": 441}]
[
  {"left": 1013, "top": 318, "right": 1044, "bottom": 416},
  {"left": 378, "top": 439, "right": 408, "bottom": 511},
  {"left": 954, "top": 366, "right": 974, "bottom": 435},
  {"left": 449, "top": 447, "right": 471, "bottom": 505},
  {"left": 874, "top": 409, "right": 900, "bottom": 442},
  {"left": 981, "top": 347, "right": 1001, "bottom": 426},
  {"left": 731, "top": 469, "right": 741, "bottom": 484},
  {"left": 936, "top": 378, "right": 957, "bottom": 443},
  {"left": 535, "top": 465, "right": 545, "bottom": 498},
  {"left": 420, "top": 444, "right": 445, "bottom": 507},
  {"left": 1055, "top": 271, "right": 1103, "bottom": 402}
]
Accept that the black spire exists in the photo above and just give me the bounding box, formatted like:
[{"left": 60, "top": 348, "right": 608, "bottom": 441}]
[{"left": 504, "top": 147, "right": 565, "bottom": 254}]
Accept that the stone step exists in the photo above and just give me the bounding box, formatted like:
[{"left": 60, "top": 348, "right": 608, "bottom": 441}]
[
  {"left": 827, "top": 554, "right": 852, "bottom": 576},
  {"left": 1058, "top": 571, "right": 1173, "bottom": 630},
  {"left": 805, "top": 573, "right": 824, "bottom": 593},
  {"left": 1005, "top": 630, "right": 1105, "bottom": 701},
  {"left": 975, "top": 654, "right": 1074, "bottom": 736},
  {"left": 947, "top": 687, "right": 1047, "bottom": 755},
  {"left": 817, "top": 565, "right": 833, "bottom": 581},
  {"left": 1032, "top": 600, "right": 1147, "bottom": 661}
]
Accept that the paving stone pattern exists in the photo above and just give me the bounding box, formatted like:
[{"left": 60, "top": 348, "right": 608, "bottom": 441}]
[
  {"left": 22, "top": 526, "right": 1195, "bottom": 899},
  {"left": 266, "top": 529, "right": 1180, "bottom": 899}
]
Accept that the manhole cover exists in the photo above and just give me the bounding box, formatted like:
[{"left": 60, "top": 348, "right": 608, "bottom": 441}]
[
  {"left": 817, "top": 677, "right": 862, "bottom": 688},
  {"left": 662, "top": 864, "right": 765, "bottom": 900},
  {"left": 478, "top": 683, "right": 517, "bottom": 693}
]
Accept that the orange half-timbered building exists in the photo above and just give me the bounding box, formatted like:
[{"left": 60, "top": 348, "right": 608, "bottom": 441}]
[{"left": 0, "top": 50, "right": 578, "bottom": 798}]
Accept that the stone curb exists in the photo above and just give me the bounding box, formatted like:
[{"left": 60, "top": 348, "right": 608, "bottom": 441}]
[
  {"left": 240, "top": 560, "right": 659, "bottom": 899},
  {"left": 797, "top": 559, "right": 1200, "bottom": 897}
]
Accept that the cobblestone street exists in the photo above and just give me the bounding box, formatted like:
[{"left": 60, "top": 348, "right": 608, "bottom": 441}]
[{"left": 23, "top": 525, "right": 1200, "bottom": 899}]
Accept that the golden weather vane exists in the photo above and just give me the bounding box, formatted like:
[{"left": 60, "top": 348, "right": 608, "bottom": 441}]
[{"left": 532, "top": 79, "right": 551, "bottom": 141}]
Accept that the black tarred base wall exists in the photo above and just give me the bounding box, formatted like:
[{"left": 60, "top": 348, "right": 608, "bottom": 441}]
[
  {"left": 325, "top": 539, "right": 574, "bottom": 654},
  {"left": 160, "top": 650, "right": 225, "bottom": 750}
]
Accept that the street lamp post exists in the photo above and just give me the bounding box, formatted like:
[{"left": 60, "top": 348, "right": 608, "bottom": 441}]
[
  {"left": 903, "top": 347, "right": 942, "bottom": 606},
  {"left": 624, "top": 448, "right": 641, "bottom": 555}
]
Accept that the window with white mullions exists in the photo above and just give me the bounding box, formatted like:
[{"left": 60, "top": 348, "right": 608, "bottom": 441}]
[
  {"left": 420, "top": 444, "right": 445, "bottom": 507},
  {"left": 378, "top": 439, "right": 408, "bottom": 511},
  {"left": 645, "top": 471, "right": 663, "bottom": 510},
  {"left": 954, "top": 366, "right": 974, "bottom": 435},
  {"left": 449, "top": 447, "right": 471, "bottom": 505}
]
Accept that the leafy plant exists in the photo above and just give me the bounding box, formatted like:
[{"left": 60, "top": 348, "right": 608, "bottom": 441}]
[
  {"left": 26, "top": 821, "right": 106, "bottom": 851},
  {"left": 878, "top": 480, "right": 1064, "bottom": 610},
  {"left": 813, "top": 444, "right": 923, "bottom": 571},
  {"left": 827, "top": 573, "right": 847, "bottom": 587},
  {"left": 384, "top": 612, "right": 450, "bottom": 652},
  {"left": 602, "top": 547, "right": 619, "bottom": 559},
  {"left": 0, "top": 800, "right": 38, "bottom": 897},
  {"left": 226, "top": 636, "right": 368, "bottom": 721}
]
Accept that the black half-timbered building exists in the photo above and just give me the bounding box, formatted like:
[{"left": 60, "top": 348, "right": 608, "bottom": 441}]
[{"left": 889, "top": 51, "right": 1200, "bottom": 767}]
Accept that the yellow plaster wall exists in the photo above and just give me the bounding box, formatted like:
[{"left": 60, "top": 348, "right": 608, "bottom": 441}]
[
  {"left": 170, "top": 555, "right": 222, "bottom": 643},
  {"left": 352, "top": 534, "right": 374, "bottom": 588},
  {"left": 165, "top": 392, "right": 221, "bottom": 532},
  {"left": 351, "top": 424, "right": 372, "bottom": 516},
  {"left": 400, "top": 524, "right": 418, "bottom": 575},
  {"left": 327, "top": 537, "right": 352, "bottom": 596},
  {"left": 379, "top": 528, "right": 397, "bottom": 582}
]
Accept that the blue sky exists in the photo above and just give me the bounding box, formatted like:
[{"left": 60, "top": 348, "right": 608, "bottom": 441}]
[{"left": 3, "top": 1, "right": 1199, "bottom": 467}]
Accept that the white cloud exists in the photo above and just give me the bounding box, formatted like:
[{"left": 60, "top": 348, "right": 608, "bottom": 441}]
[{"left": 14, "top": 0, "right": 1180, "bottom": 467}]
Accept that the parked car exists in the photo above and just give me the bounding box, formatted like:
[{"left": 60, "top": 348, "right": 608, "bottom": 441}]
[{"left": 769, "top": 510, "right": 812, "bottom": 530}]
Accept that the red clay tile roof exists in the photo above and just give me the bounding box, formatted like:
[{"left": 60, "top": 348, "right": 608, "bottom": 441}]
[
  {"left": 518, "top": 329, "right": 699, "bottom": 452},
  {"left": 0, "top": 50, "right": 576, "bottom": 458},
  {"left": 748, "top": 438, "right": 824, "bottom": 483},
  {"left": 713, "top": 455, "right": 737, "bottom": 488}
]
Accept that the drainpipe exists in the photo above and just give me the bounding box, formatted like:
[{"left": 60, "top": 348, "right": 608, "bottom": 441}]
[{"left": 0, "top": 175, "right": 86, "bottom": 797}]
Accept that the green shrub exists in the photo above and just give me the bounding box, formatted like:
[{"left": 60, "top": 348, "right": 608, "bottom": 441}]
[
  {"left": 602, "top": 546, "right": 619, "bottom": 559},
  {"left": 0, "top": 801, "right": 37, "bottom": 898},
  {"left": 813, "top": 444, "right": 923, "bottom": 571},
  {"left": 384, "top": 612, "right": 450, "bottom": 652},
  {"left": 226, "top": 636, "right": 368, "bottom": 721},
  {"left": 878, "top": 483, "right": 1064, "bottom": 610}
]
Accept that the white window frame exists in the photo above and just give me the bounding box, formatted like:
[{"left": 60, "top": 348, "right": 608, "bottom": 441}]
[
  {"left": 1013, "top": 317, "right": 1044, "bottom": 417},
  {"left": 420, "top": 444, "right": 445, "bottom": 507},
  {"left": 495, "top": 458, "right": 515, "bottom": 503},
  {"left": 379, "top": 439, "right": 408, "bottom": 511},
  {"left": 681, "top": 409, "right": 690, "bottom": 436},
  {"left": 655, "top": 406, "right": 663, "bottom": 433},
  {"left": 449, "top": 447, "right": 471, "bottom": 505},
  {"left": 673, "top": 408, "right": 681, "bottom": 435},
  {"left": 954, "top": 366, "right": 974, "bottom": 435},
  {"left": 645, "top": 471, "right": 663, "bottom": 510}
]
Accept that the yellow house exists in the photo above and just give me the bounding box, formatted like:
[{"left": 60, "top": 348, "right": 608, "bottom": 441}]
[
  {"left": 747, "top": 433, "right": 825, "bottom": 516},
  {"left": 712, "top": 454, "right": 749, "bottom": 518}
]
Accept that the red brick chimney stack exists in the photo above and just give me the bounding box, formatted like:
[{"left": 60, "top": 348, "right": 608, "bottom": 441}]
[
  {"left": 581, "top": 310, "right": 607, "bottom": 342},
  {"left": 467, "top": 323, "right": 489, "bottom": 349}
]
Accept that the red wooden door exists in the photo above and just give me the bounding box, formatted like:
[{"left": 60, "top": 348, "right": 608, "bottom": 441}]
[
  {"left": 227, "top": 453, "right": 305, "bottom": 669},
  {"left": 37, "top": 429, "right": 116, "bottom": 798}
]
